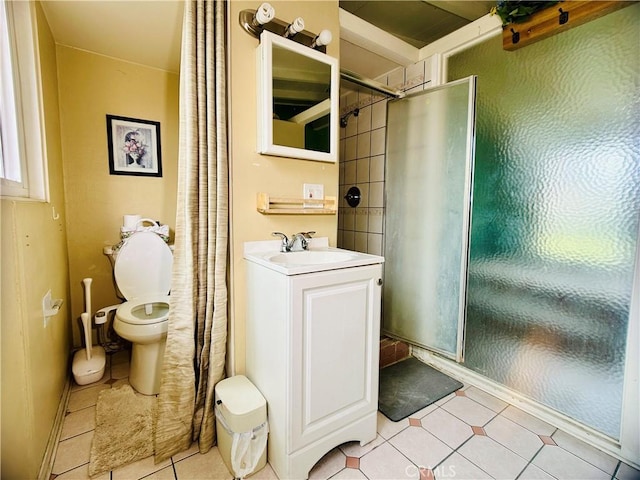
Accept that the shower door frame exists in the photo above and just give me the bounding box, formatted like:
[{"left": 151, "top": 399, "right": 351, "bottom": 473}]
[
  {"left": 382, "top": 76, "right": 477, "bottom": 363},
  {"left": 415, "top": 15, "right": 640, "bottom": 467}
]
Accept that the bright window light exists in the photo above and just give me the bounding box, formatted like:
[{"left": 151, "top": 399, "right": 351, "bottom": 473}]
[{"left": 0, "top": 0, "right": 48, "bottom": 201}]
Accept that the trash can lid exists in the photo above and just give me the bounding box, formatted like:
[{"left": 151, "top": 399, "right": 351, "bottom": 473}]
[{"left": 215, "top": 375, "right": 266, "bottom": 416}]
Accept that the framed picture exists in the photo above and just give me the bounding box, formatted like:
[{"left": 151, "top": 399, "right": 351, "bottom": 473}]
[{"left": 106, "top": 115, "right": 162, "bottom": 177}]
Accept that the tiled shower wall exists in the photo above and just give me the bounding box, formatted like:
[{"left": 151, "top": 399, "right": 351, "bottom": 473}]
[{"left": 337, "top": 57, "right": 435, "bottom": 254}]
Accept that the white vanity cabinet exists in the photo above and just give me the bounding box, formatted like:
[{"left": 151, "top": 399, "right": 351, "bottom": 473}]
[{"left": 244, "top": 240, "right": 383, "bottom": 480}]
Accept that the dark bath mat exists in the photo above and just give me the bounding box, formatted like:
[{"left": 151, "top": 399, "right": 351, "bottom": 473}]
[{"left": 379, "top": 356, "right": 463, "bottom": 421}]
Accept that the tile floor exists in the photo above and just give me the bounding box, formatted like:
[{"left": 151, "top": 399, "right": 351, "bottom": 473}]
[{"left": 52, "top": 351, "right": 639, "bottom": 480}]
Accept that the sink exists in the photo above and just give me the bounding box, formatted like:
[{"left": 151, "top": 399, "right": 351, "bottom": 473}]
[
  {"left": 244, "top": 237, "right": 384, "bottom": 275},
  {"left": 268, "top": 251, "right": 357, "bottom": 266}
]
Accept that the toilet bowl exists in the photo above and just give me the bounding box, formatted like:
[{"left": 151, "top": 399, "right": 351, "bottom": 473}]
[{"left": 113, "top": 232, "right": 173, "bottom": 395}]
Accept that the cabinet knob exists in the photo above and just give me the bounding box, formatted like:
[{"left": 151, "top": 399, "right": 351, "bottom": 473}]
[{"left": 377, "top": 278, "right": 383, "bottom": 286}]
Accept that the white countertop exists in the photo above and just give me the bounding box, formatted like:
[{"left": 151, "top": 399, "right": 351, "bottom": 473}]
[{"left": 244, "top": 237, "right": 384, "bottom": 275}]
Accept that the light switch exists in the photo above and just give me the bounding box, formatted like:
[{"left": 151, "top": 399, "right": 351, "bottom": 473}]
[{"left": 303, "top": 183, "right": 324, "bottom": 208}]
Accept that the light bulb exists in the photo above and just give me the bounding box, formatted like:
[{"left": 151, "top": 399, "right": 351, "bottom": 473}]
[
  {"left": 285, "top": 17, "right": 305, "bottom": 37},
  {"left": 253, "top": 2, "right": 275, "bottom": 26},
  {"left": 311, "top": 29, "right": 332, "bottom": 48}
]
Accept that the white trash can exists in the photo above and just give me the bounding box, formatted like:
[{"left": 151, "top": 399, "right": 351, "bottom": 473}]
[{"left": 215, "top": 375, "right": 268, "bottom": 478}]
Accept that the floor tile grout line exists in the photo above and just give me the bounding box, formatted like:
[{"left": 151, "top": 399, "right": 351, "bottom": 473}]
[
  {"left": 54, "top": 459, "right": 90, "bottom": 478},
  {"left": 64, "top": 403, "right": 99, "bottom": 415},
  {"left": 445, "top": 421, "right": 552, "bottom": 480},
  {"left": 483, "top": 406, "right": 559, "bottom": 443},
  {"left": 513, "top": 443, "right": 549, "bottom": 480},
  {"left": 432, "top": 400, "right": 498, "bottom": 431},
  {"left": 550, "top": 428, "right": 622, "bottom": 477},
  {"left": 57, "top": 427, "right": 95, "bottom": 444},
  {"left": 434, "top": 445, "right": 495, "bottom": 480},
  {"left": 548, "top": 439, "right": 619, "bottom": 478},
  {"left": 384, "top": 437, "right": 425, "bottom": 476},
  {"left": 611, "top": 460, "right": 621, "bottom": 480},
  {"left": 58, "top": 428, "right": 95, "bottom": 443},
  {"left": 174, "top": 463, "right": 181, "bottom": 480},
  {"left": 477, "top": 417, "right": 552, "bottom": 465}
]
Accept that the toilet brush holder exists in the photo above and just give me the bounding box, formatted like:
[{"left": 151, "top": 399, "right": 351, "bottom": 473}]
[
  {"left": 72, "top": 280, "right": 106, "bottom": 385},
  {"left": 72, "top": 312, "right": 106, "bottom": 385},
  {"left": 72, "top": 345, "right": 106, "bottom": 385}
]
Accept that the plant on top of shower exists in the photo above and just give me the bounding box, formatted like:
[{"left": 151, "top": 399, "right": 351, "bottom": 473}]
[{"left": 491, "top": 1, "right": 560, "bottom": 26}]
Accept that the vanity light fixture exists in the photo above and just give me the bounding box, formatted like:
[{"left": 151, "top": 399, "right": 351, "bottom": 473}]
[
  {"left": 284, "top": 17, "right": 305, "bottom": 38},
  {"left": 239, "top": 5, "right": 331, "bottom": 53},
  {"left": 311, "top": 29, "right": 332, "bottom": 49}
]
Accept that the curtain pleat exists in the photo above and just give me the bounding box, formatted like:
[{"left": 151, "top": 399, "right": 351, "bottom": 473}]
[{"left": 154, "top": 0, "right": 228, "bottom": 463}]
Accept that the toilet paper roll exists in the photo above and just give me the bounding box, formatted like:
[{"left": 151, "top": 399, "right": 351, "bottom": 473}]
[{"left": 123, "top": 214, "right": 141, "bottom": 228}]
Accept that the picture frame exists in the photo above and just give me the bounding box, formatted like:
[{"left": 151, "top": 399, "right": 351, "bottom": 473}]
[{"left": 106, "top": 115, "right": 162, "bottom": 177}]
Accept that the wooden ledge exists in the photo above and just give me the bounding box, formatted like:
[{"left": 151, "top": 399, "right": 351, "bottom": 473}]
[{"left": 256, "top": 192, "right": 337, "bottom": 215}]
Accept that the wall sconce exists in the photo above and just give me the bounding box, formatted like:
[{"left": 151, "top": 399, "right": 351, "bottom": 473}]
[
  {"left": 284, "top": 17, "right": 305, "bottom": 38},
  {"left": 311, "top": 29, "right": 332, "bottom": 49}
]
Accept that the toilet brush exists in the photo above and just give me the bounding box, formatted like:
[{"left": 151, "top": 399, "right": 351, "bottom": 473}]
[
  {"left": 82, "top": 278, "right": 93, "bottom": 360},
  {"left": 72, "top": 277, "right": 106, "bottom": 385},
  {"left": 83, "top": 278, "right": 92, "bottom": 320},
  {"left": 81, "top": 312, "right": 92, "bottom": 361}
]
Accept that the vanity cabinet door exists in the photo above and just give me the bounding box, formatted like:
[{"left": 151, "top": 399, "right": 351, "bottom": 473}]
[{"left": 289, "top": 264, "right": 382, "bottom": 452}]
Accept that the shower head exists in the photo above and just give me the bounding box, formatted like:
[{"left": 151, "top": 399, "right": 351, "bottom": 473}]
[{"left": 340, "top": 108, "right": 359, "bottom": 128}]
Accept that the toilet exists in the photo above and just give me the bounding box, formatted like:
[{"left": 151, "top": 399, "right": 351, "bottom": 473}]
[{"left": 113, "top": 231, "right": 173, "bottom": 395}]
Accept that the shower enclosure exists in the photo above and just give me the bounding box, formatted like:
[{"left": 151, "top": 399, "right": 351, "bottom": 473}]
[{"left": 383, "top": 5, "right": 639, "bottom": 443}]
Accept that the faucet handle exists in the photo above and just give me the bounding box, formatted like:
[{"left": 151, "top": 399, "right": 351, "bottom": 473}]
[
  {"left": 272, "top": 232, "right": 290, "bottom": 252},
  {"left": 301, "top": 231, "right": 316, "bottom": 238},
  {"left": 291, "top": 232, "right": 309, "bottom": 251}
]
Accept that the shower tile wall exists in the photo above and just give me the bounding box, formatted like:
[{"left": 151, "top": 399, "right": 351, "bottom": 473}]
[{"left": 338, "top": 57, "right": 434, "bottom": 254}]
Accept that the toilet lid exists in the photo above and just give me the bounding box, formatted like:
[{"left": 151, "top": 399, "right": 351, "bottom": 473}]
[{"left": 114, "top": 232, "right": 173, "bottom": 300}]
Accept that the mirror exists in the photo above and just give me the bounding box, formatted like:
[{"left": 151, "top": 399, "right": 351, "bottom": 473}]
[{"left": 257, "top": 30, "right": 338, "bottom": 163}]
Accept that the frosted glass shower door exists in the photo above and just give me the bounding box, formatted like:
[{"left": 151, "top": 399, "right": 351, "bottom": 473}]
[
  {"left": 383, "top": 77, "right": 476, "bottom": 361},
  {"left": 448, "top": 4, "right": 640, "bottom": 439}
]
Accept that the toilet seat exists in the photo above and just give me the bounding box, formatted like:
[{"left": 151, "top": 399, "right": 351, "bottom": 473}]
[
  {"left": 114, "top": 232, "right": 173, "bottom": 326},
  {"left": 116, "top": 294, "right": 171, "bottom": 325},
  {"left": 114, "top": 232, "right": 172, "bottom": 300}
]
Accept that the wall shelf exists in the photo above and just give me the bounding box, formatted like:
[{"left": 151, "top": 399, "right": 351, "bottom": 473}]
[
  {"left": 503, "top": 1, "right": 632, "bottom": 51},
  {"left": 257, "top": 193, "right": 337, "bottom": 215}
]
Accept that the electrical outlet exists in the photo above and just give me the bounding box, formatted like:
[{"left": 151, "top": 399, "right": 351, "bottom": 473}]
[{"left": 303, "top": 183, "right": 324, "bottom": 208}]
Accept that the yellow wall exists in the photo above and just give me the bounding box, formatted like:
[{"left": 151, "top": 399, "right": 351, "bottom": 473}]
[
  {"left": 0, "top": 4, "right": 71, "bottom": 477},
  {"left": 56, "top": 47, "right": 179, "bottom": 346},
  {"left": 2, "top": 2, "right": 337, "bottom": 473},
  {"left": 229, "top": 1, "right": 339, "bottom": 374}
]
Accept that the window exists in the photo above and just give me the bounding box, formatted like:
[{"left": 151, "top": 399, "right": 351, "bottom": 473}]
[{"left": 0, "top": 0, "right": 48, "bottom": 201}]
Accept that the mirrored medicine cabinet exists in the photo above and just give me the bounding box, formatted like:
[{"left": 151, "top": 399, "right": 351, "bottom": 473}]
[{"left": 257, "top": 30, "right": 339, "bottom": 163}]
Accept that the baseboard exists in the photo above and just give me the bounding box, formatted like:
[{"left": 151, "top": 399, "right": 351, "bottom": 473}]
[{"left": 37, "top": 376, "right": 72, "bottom": 480}]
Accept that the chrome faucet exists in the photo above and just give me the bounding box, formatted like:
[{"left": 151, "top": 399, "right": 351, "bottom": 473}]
[
  {"left": 272, "top": 231, "right": 315, "bottom": 252},
  {"left": 290, "top": 231, "right": 313, "bottom": 251},
  {"left": 272, "top": 232, "right": 290, "bottom": 252}
]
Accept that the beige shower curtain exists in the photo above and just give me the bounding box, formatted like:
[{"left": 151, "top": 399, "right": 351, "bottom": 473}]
[{"left": 154, "top": 0, "right": 228, "bottom": 462}]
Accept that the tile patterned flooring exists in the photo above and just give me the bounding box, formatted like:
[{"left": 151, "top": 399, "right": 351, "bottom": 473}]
[{"left": 52, "top": 351, "right": 639, "bottom": 480}]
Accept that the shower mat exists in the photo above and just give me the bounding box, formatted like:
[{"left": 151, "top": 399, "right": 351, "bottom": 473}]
[
  {"left": 378, "top": 356, "right": 463, "bottom": 421},
  {"left": 89, "top": 383, "right": 157, "bottom": 476}
]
